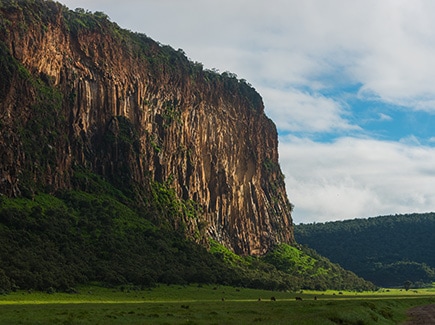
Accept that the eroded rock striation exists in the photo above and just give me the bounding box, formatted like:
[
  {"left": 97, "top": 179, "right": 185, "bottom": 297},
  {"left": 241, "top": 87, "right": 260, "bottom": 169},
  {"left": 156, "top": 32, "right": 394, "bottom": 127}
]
[{"left": 0, "top": 0, "right": 294, "bottom": 255}]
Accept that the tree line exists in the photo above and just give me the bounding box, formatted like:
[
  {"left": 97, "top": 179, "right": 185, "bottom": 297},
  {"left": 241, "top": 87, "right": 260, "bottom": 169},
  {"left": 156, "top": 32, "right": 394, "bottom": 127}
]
[{"left": 295, "top": 213, "right": 435, "bottom": 287}]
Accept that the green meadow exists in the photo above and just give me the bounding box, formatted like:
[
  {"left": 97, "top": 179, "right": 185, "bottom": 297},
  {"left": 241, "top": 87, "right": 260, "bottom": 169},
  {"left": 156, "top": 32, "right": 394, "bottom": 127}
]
[{"left": 0, "top": 285, "right": 434, "bottom": 324}]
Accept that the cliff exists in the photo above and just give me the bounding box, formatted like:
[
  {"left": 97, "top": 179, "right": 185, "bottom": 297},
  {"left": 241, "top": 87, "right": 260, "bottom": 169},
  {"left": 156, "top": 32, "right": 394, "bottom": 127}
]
[{"left": 0, "top": 0, "right": 294, "bottom": 255}]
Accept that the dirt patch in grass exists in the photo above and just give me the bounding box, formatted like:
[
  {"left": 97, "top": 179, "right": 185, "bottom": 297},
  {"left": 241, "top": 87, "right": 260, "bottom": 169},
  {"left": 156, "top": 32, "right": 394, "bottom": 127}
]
[{"left": 404, "top": 304, "right": 435, "bottom": 325}]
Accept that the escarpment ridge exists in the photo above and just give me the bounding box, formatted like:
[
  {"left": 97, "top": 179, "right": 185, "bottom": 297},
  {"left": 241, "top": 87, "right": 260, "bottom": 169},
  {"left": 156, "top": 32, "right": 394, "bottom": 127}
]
[{"left": 0, "top": 0, "right": 294, "bottom": 255}]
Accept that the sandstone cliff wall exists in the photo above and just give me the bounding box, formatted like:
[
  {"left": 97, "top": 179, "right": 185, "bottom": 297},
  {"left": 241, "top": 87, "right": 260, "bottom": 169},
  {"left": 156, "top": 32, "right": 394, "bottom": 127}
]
[{"left": 0, "top": 0, "right": 294, "bottom": 255}]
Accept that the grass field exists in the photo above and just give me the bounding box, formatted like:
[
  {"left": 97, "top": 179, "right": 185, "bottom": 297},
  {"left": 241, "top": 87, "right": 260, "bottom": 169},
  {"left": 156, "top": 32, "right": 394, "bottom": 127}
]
[{"left": 0, "top": 285, "right": 434, "bottom": 324}]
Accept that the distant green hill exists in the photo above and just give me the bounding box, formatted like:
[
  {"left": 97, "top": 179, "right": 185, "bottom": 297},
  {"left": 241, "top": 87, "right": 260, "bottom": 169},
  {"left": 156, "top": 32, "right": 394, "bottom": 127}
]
[{"left": 295, "top": 213, "right": 435, "bottom": 287}]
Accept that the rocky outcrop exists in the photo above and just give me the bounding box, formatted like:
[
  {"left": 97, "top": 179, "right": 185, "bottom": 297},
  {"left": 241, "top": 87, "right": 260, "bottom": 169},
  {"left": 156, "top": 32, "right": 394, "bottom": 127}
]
[{"left": 0, "top": 0, "right": 294, "bottom": 255}]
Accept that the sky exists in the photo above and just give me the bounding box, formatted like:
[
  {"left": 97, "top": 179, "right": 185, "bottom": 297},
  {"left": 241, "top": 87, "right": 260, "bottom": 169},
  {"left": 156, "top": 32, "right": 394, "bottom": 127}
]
[{"left": 58, "top": 0, "right": 435, "bottom": 224}]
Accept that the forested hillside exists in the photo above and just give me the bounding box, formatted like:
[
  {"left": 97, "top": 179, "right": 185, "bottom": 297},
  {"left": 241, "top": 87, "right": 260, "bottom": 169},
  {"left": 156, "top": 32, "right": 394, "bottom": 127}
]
[
  {"left": 0, "top": 174, "right": 374, "bottom": 292},
  {"left": 295, "top": 213, "right": 435, "bottom": 287}
]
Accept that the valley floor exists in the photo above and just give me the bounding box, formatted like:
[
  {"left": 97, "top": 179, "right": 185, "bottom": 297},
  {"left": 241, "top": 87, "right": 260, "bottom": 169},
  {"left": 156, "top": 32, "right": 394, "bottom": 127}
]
[{"left": 0, "top": 285, "right": 435, "bottom": 324}]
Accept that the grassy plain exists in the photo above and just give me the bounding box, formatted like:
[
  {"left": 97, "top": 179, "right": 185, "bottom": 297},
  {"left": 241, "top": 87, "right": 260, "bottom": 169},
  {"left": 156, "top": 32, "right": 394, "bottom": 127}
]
[{"left": 0, "top": 285, "right": 434, "bottom": 324}]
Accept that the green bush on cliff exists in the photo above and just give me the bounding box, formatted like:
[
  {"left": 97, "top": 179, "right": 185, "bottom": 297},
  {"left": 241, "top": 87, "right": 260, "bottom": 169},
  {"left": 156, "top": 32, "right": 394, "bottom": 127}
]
[{"left": 264, "top": 244, "right": 318, "bottom": 275}]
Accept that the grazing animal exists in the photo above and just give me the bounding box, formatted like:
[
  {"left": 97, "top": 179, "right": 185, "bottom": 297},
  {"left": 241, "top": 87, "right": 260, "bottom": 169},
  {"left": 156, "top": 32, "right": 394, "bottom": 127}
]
[
  {"left": 270, "top": 296, "right": 276, "bottom": 301},
  {"left": 295, "top": 296, "right": 303, "bottom": 301}
]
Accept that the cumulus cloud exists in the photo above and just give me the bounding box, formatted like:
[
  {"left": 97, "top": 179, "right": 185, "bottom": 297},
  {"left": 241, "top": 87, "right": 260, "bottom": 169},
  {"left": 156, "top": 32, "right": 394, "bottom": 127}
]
[
  {"left": 260, "top": 87, "right": 359, "bottom": 134},
  {"left": 279, "top": 136, "right": 435, "bottom": 223}
]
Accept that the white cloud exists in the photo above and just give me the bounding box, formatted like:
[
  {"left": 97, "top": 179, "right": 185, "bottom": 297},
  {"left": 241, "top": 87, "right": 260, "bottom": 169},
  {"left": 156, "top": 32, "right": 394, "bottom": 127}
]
[
  {"left": 399, "top": 135, "right": 422, "bottom": 146},
  {"left": 260, "top": 87, "right": 358, "bottom": 134},
  {"left": 279, "top": 136, "right": 435, "bottom": 223},
  {"left": 378, "top": 113, "right": 392, "bottom": 122}
]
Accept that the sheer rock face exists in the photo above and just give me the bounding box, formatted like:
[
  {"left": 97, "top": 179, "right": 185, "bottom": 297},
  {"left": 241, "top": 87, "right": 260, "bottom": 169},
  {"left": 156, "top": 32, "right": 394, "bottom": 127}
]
[{"left": 0, "top": 1, "right": 294, "bottom": 255}]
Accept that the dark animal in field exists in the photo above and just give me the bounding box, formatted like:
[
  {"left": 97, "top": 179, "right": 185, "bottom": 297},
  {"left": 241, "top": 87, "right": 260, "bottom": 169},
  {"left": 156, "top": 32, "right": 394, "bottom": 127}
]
[
  {"left": 295, "top": 297, "right": 303, "bottom": 301},
  {"left": 271, "top": 296, "right": 276, "bottom": 301}
]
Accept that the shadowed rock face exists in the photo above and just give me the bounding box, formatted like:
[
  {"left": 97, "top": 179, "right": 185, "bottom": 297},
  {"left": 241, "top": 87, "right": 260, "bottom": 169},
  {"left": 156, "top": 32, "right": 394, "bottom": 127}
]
[{"left": 0, "top": 0, "right": 294, "bottom": 255}]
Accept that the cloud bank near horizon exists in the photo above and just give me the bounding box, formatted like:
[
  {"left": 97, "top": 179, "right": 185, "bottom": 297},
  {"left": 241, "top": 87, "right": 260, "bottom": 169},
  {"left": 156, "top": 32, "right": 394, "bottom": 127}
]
[
  {"left": 279, "top": 136, "right": 435, "bottom": 223},
  {"left": 59, "top": 0, "right": 435, "bottom": 223}
]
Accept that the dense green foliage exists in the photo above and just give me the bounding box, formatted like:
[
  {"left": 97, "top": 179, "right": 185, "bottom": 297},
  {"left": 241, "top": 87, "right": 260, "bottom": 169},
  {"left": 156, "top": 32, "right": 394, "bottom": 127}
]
[
  {"left": 0, "top": 183, "right": 375, "bottom": 293},
  {"left": 264, "top": 244, "right": 375, "bottom": 291},
  {"left": 295, "top": 213, "right": 435, "bottom": 287},
  {"left": 0, "top": 170, "right": 375, "bottom": 293}
]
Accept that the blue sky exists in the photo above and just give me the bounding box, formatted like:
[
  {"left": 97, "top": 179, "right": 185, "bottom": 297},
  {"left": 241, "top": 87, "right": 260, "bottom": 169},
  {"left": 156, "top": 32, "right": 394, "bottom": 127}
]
[{"left": 59, "top": 0, "right": 435, "bottom": 224}]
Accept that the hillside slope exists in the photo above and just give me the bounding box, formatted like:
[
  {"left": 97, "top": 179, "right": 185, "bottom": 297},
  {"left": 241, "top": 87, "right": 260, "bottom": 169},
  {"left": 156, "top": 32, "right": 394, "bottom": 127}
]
[{"left": 295, "top": 213, "right": 435, "bottom": 287}]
